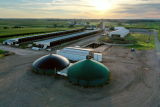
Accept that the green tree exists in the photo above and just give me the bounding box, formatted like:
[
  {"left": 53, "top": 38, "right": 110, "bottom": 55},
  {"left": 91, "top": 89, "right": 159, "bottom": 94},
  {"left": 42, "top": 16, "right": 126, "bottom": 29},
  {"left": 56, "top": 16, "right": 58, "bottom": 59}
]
[
  {"left": 68, "top": 25, "right": 74, "bottom": 28},
  {"left": 86, "top": 22, "right": 90, "bottom": 25},
  {"left": 118, "top": 23, "right": 122, "bottom": 26},
  {"left": 3, "top": 27, "right": 9, "bottom": 29},
  {"left": 54, "top": 24, "right": 57, "bottom": 28},
  {"left": 110, "top": 26, "right": 114, "bottom": 30},
  {"left": 97, "top": 24, "right": 100, "bottom": 28}
]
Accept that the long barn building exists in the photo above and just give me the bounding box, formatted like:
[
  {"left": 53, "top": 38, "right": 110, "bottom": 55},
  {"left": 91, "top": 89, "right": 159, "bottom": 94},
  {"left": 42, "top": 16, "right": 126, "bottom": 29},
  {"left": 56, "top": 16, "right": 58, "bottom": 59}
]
[
  {"left": 34, "top": 29, "right": 102, "bottom": 48},
  {"left": 3, "top": 29, "right": 84, "bottom": 45}
]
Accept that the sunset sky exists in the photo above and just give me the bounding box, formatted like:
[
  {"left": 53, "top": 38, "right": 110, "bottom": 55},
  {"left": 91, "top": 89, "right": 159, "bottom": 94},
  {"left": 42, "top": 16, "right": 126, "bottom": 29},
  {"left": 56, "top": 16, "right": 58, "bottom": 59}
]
[{"left": 0, "top": 0, "right": 160, "bottom": 19}]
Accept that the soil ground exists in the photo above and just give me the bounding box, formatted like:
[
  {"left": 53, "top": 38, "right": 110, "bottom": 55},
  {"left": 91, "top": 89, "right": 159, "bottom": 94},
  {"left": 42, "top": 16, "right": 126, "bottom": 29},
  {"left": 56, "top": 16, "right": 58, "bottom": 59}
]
[{"left": 0, "top": 32, "right": 160, "bottom": 107}]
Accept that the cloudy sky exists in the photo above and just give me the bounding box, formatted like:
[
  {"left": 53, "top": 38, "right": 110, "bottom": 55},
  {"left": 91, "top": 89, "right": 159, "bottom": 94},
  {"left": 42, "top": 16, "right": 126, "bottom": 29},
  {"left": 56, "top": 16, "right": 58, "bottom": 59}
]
[{"left": 0, "top": 0, "right": 160, "bottom": 19}]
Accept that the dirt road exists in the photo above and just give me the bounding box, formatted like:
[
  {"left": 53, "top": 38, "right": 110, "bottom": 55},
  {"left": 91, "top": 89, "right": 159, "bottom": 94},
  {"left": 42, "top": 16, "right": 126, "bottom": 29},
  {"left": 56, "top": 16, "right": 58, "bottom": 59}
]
[
  {"left": 153, "top": 30, "right": 160, "bottom": 52},
  {"left": 0, "top": 34, "right": 160, "bottom": 107}
]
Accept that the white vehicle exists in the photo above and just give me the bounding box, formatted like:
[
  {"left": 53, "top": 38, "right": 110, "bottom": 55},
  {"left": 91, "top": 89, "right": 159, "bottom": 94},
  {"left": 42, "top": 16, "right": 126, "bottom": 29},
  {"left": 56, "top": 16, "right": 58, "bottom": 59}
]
[
  {"left": 32, "top": 47, "right": 42, "bottom": 50},
  {"left": 15, "top": 44, "right": 19, "bottom": 47},
  {"left": 46, "top": 48, "right": 51, "bottom": 51},
  {"left": 27, "top": 44, "right": 32, "bottom": 48}
]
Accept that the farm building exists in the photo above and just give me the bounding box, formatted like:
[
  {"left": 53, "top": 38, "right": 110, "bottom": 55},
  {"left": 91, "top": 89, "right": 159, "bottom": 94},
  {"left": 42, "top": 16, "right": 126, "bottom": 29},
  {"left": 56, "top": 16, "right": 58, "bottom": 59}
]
[
  {"left": 3, "top": 29, "right": 84, "bottom": 45},
  {"left": 57, "top": 47, "right": 102, "bottom": 62},
  {"left": 114, "top": 27, "right": 125, "bottom": 30},
  {"left": 67, "top": 59, "right": 110, "bottom": 86},
  {"left": 32, "top": 54, "right": 70, "bottom": 75},
  {"left": 33, "top": 29, "right": 102, "bottom": 48},
  {"left": 100, "top": 21, "right": 105, "bottom": 29},
  {"left": 108, "top": 27, "right": 129, "bottom": 38}
]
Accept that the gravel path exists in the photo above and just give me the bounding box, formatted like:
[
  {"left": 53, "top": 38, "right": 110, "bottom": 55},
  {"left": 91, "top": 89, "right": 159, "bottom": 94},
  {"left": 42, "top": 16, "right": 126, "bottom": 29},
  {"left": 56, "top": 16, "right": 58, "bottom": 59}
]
[{"left": 153, "top": 30, "right": 160, "bottom": 52}]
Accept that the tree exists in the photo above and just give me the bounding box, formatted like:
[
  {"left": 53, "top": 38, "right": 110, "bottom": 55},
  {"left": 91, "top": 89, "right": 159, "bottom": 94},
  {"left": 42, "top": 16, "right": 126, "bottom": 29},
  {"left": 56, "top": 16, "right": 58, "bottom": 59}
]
[
  {"left": 3, "top": 27, "right": 9, "bottom": 29},
  {"left": 54, "top": 24, "right": 57, "bottom": 28},
  {"left": 86, "top": 22, "right": 90, "bottom": 25},
  {"left": 97, "top": 24, "right": 100, "bottom": 28},
  {"left": 110, "top": 26, "right": 114, "bottom": 30},
  {"left": 118, "top": 23, "right": 122, "bottom": 26},
  {"left": 60, "top": 25, "right": 65, "bottom": 28},
  {"left": 68, "top": 25, "right": 74, "bottom": 28}
]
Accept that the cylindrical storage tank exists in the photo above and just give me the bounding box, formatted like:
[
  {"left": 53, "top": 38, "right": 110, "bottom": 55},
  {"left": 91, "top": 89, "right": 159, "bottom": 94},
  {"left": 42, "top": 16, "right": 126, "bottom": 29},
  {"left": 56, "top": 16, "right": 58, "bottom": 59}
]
[
  {"left": 98, "top": 53, "right": 102, "bottom": 62},
  {"left": 94, "top": 53, "right": 98, "bottom": 61},
  {"left": 32, "top": 54, "right": 70, "bottom": 75},
  {"left": 67, "top": 59, "right": 110, "bottom": 86},
  {"left": 57, "top": 50, "right": 60, "bottom": 55}
]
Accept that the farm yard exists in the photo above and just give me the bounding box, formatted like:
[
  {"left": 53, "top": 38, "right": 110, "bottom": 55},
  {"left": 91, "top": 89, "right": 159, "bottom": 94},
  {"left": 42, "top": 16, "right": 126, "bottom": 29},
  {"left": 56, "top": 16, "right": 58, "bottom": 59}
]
[
  {"left": 0, "top": 31, "right": 160, "bottom": 107},
  {"left": 0, "top": 19, "right": 160, "bottom": 107}
]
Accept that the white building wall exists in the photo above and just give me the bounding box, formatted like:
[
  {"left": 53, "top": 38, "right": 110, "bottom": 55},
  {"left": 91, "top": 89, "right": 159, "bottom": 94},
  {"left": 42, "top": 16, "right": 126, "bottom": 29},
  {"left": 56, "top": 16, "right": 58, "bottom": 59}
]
[{"left": 109, "top": 28, "right": 129, "bottom": 38}]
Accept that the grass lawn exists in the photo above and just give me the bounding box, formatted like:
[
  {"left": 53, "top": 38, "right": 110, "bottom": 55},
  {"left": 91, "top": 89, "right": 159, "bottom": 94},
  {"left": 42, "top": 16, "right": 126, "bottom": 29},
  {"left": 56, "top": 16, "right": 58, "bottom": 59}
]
[
  {"left": 0, "top": 50, "right": 7, "bottom": 54},
  {"left": 125, "top": 34, "right": 155, "bottom": 50},
  {"left": 0, "top": 50, "right": 6, "bottom": 58},
  {"left": 98, "top": 37, "right": 109, "bottom": 42}
]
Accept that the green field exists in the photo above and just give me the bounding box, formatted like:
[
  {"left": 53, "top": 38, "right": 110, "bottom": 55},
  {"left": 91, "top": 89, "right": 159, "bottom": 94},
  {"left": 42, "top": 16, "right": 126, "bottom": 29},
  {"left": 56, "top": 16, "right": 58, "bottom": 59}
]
[
  {"left": 0, "top": 50, "right": 7, "bottom": 54},
  {"left": 89, "top": 21, "right": 160, "bottom": 29},
  {"left": 0, "top": 50, "right": 6, "bottom": 58},
  {"left": 125, "top": 34, "right": 155, "bottom": 50},
  {"left": 0, "top": 19, "right": 86, "bottom": 37},
  {"left": 0, "top": 19, "right": 160, "bottom": 37}
]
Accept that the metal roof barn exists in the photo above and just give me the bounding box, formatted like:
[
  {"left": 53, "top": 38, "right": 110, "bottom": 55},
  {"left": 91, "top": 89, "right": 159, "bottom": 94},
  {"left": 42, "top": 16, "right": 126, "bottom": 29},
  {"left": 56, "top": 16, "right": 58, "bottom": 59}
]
[
  {"left": 67, "top": 59, "right": 110, "bottom": 86},
  {"left": 34, "top": 29, "right": 102, "bottom": 47},
  {"left": 32, "top": 54, "right": 70, "bottom": 75},
  {"left": 114, "top": 27, "right": 125, "bottom": 30},
  {"left": 3, "top": 29, "right": 83, "bottom": 45},
  {"left": 64, "top": 47, "right": 94, "bottom": 52},
  {"left": 109, "top": 28, "right": 129, "bottom": 38}
]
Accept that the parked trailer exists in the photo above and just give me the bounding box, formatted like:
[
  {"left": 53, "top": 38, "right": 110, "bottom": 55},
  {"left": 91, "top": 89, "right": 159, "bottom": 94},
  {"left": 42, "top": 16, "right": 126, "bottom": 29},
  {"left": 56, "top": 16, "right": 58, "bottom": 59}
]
[{"left": 3, "top": 29, "right": 84, "bottom": 45}]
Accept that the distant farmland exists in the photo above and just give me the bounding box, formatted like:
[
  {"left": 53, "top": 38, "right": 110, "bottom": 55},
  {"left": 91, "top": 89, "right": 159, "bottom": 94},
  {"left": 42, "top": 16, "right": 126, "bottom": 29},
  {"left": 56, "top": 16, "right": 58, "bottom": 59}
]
[
  {"left": 0, "top": 19, "right": 160, "bottom": 38},
  {"left": 0, "top": 19, "right": 85, "bottom": 37}
]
